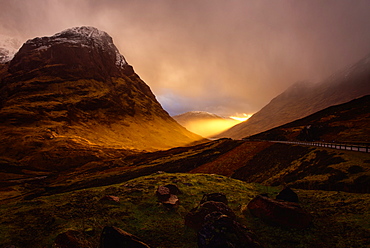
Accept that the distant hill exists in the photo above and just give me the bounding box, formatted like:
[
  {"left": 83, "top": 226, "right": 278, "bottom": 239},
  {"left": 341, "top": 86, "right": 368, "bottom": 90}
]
[
  {"left": 248, "top": 95, "right": 370, "bottom": 143},
  {"left": 218, "top": 54, "right": 370, "bottom": 139},
  {"left": 173, "top": 111, "right": 239, "bottom": 137}
]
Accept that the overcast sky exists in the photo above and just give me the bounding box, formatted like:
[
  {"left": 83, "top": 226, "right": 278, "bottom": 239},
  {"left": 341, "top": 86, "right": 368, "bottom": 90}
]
[{"left": 1, "top": 0, "right": 370, "bottom": 116}]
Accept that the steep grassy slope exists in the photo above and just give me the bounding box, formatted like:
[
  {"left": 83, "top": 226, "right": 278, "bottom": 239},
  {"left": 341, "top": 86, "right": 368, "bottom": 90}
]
[
  {"left": 248, "top": 95, "right": 370, "bottom": 143},
  {"left": 232, "top": 143, "right": 370, "bottom": 193},
  {"left": 1, "top": 139, "right": 369, "bottom": 204},
  {"left": 0, "top": 139, "right": 243, "bottom": 202},
  {"left": 0, "top": 173, "right": 369, "bottom": 248},
  {"left": 218, "top": 55, "right": 370, "bottom": 139}
]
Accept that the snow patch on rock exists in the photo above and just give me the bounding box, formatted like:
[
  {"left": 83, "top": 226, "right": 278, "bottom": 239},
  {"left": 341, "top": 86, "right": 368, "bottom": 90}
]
[
  {"left": 25, "top": 26, "right": 127, "bottom": 68},
  {"left": 0, "top": 35, "right": 22, "bottom": 63}
]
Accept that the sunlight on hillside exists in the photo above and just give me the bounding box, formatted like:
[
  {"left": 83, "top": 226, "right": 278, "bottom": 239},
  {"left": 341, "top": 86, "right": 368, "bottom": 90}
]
[
  {"left": 230, "top": 113, "right": 253, "bottom": 122},
  {"left": 185, "top": 119, "right": 241, "bottom": 138}
]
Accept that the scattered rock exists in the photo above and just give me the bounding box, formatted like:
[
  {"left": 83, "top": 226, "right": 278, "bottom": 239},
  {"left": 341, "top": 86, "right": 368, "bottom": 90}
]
[
  {"left": 155, "top": 185, "right": 180, "bottom": 207},
  {"left": 162, "top": 194, "right": 179, "bottom": 207},
  {"left": 198, "top": 212, "right": 262, "bottom": 248},
  {"left": 276, "top": 187, "right": 299, "bottom": 203},
  {"left": 155, "top": 185, "right": 171, "bottom": 202},
  {"left": 247, "top": 195, "right": 313, "bottom": 229},
  {"left": 100, "top": 195, "right": 120, "bottom": 203},
  {"left": 185, "top": 201, "right": 236, "bottom": 230},
  {"left": 165, "top": 184, "right": 182, "bottom": 195},
  {"left": 100, "top": 226, "right": 151, "bottom": 248},
  {"left": 200, "top": 193, "right": 228, "bottom": 205},
  {"left": 54, "top": 230, "right": 90, "bottom": 248}
]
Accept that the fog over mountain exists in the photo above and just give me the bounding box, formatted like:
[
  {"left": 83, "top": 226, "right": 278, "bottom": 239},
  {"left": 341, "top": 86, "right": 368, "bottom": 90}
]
[
  {"left": 173, "top": 111, "right": 240, "bottom": 138},
  {"left": 1, "top": 0, "right": 370, "bottom": 117},
  {"left": 218, "top": 53, "right": 370, "bottom": 139}
]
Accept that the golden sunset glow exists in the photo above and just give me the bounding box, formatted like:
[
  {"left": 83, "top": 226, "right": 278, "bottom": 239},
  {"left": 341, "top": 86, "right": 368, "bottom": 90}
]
[
  {"left": 184, "top": 119, "right": 240, "bottom": 138},
  {"left": 229, "top": 114, "right": 253, "bottom": 122}
]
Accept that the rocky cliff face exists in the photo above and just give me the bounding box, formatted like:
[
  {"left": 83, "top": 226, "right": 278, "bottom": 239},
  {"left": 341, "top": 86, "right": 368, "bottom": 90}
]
[
  {"left": 218, "top": 54, "right": 370, "bottom": 139},
  {"left": 7, "top": 27, "right": 133, "bottom": 81},
  {"left": 0, "top": 27, "right": 202, "bottom": 171}
]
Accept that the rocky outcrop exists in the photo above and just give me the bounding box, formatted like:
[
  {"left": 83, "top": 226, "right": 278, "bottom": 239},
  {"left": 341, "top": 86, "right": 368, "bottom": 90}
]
[
  {"left": 99, "top": 195, "right": 120, "bottom": 204},
  {"left": 100, "top": 226, "right": 151, "bottom": 248},
  {"left": 155, "top": 185, "right": 181, "bottom": 207},
  {"left": 8, "top": 27, "right": 132, "bottom": 81},
  {"left": 276, "top": 187, "right": 299, "bottom": 203},
  {"left": 54, "top": 230, "right": 91, "bottom": 248},
  {"left": 247, "top": 195, "right": 313, "bottom": 229},
  {"left": 200, "top": 192, "right": 228, "bottom": 205},
  {"left": 186, "top": 193, "right": 262, "bottom": 247},
  {"left": 185, "top": 201, "right": 236, "bottom": 230},
  {"left": 198, "top": 212, "right": 262, "bottom": 248}
]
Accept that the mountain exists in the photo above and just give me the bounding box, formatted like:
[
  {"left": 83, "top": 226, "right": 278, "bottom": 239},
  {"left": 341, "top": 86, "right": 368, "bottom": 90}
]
[
  {"left": 218, "top": 54, "right": 370, "bottom": 139},
  {"left": 173, "top": 111, "right": 239, "bottom": 137},
  {"left": 0, "top": 26, "right": 203, "bottom": 171},
  {"left": 0, "top": 35, "right": 21, "bottom": 63},
  {"left": 248, "top": 95, "right": 370, "bottom": 143}
]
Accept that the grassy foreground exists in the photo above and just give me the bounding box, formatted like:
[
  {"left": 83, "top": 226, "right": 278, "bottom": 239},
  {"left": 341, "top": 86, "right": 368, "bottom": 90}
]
[{"left": 0, "top": 173, "right": 369, "bottom": 247}]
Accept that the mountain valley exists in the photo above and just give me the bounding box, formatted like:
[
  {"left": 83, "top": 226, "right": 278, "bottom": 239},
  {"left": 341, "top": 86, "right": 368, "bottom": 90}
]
[
  {"left": 0, "top": 27, "right": 369, "bottom": 247},
  {"left": 173, "top": 111, "right": 240, "bottom": 138}
]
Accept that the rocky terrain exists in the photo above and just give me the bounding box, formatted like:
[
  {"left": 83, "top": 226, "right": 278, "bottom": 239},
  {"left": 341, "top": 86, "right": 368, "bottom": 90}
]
[
  {"left": 218, "top": 54, "right": 370, "bottom": 139},
  {"left": 1, "top": 173, "right": 369, "bottom": 247}
]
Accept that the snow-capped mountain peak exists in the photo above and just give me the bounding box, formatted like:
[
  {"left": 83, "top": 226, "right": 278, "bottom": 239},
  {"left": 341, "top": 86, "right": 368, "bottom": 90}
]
[
  {"left": 24, "top": 26, "right": 127, "bottom": 68},
  {"left": 9, "top": 26, "right": 133, "bottom": 80},
  {"left": 0, "top": 35, "right": 22, "bottom": 63}
]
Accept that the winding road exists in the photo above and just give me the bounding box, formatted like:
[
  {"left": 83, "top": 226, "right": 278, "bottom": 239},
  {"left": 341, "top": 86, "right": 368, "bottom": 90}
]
[{"left": 270, "top": 140, "right": 369, "bottom": 153}]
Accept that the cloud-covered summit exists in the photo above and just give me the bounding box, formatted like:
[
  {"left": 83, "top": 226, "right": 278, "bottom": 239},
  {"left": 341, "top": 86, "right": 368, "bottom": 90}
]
[{"left": 1, "top": 0, "right": 370, "bottom": 116}]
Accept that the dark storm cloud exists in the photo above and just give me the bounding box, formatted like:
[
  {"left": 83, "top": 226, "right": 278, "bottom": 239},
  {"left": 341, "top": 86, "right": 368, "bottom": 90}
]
[{"left": 1, "top": 0, "right": 370, "bottom": 116}]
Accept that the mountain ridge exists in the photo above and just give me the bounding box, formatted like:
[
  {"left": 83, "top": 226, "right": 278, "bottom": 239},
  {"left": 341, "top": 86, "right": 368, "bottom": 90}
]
[
  {"left": 217, "top": 54, "right": 370, "bottom": 139},
  {"left": 0, "top": 26, "right": 204, "bottom": 172}
]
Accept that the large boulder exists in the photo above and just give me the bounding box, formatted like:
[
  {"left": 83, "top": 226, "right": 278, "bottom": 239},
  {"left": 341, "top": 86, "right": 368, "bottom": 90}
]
[
  {"left": 185, "top": 201, "right": 236, "bottom": 230},
  {"left": 247, "top": 195, "right": 313, "bottom": 229},
  {"left": 198, "top": 212, "right": 262, "bottom": 248},
  {"left": 164, "top": 184, "right": 182, "bottom": 195},
  {"left": 100, "top": 226, "right": 150, "bottom": 248},
  {"left": 54, "top": 230, "right": 90, "bottom": 248},
  {"left": 99, "top": 195, "right": 120, "bottom": 204},
  {"left": 155, "top": 186, "right": 171, "bottom": 202},
  {"left": 276, "top": 187, "right": 299, "bottom": 203},
  {"left": 200, "top": 192, "right": 228, "bottom": 205}
]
